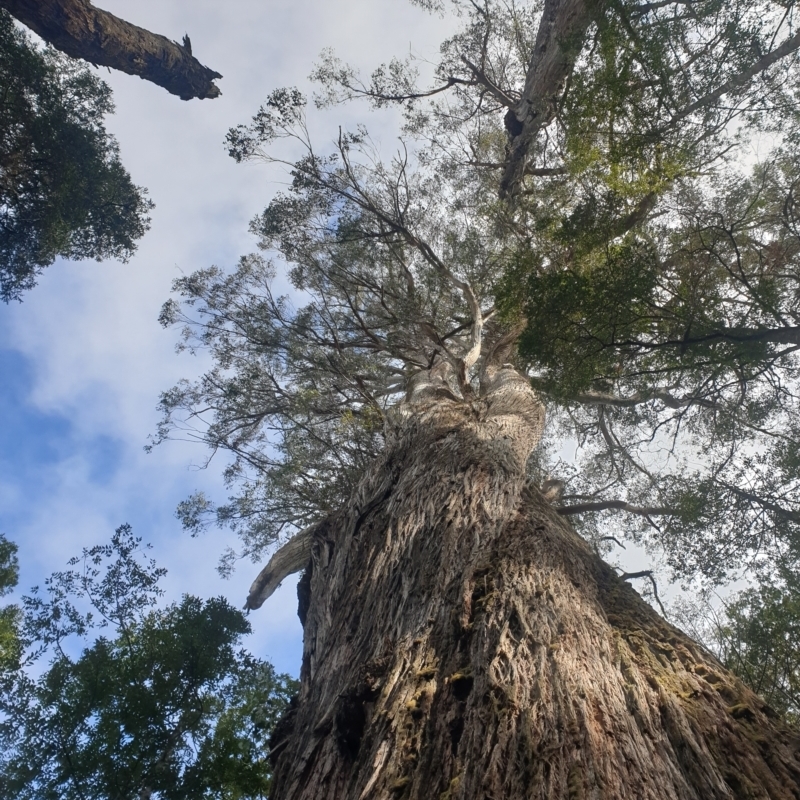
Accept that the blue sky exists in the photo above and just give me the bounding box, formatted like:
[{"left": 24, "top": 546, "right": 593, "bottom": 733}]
[{"left": 0, "top": 0, "right": 454, "bottom": 675}]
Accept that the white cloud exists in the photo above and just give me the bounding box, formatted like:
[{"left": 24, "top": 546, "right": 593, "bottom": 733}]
[{"left": 0, "top": 0, "right": 455, "bottom": 674}]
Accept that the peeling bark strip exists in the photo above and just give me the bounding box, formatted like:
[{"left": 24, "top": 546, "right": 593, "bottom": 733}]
[
  {"left": 266, "top": 369, "right": 800, "bottom": 800},
  {"left": 0, "top": 0, "right": 222, "bottom": 100}
]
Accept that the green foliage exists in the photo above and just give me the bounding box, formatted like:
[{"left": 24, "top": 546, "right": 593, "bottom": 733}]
[
  {"left": 511, "top": 157, "right": 800, "bottom": 395},
  {"left": 0, "top": 10, "right": 152, "bottom": 301},
  {"left": 674, "top": 576, "right": 800, "bottom": 725},
  {"left": 508, "top": 235, "right": 660, "bottom": 396},
  {"left": 502, "top": 150, "right": 800, "bottom": 583},
  {"left": 720, "top": 581, "right": 800, "bottom": 723},
  {"left": 162, "top": 0, "right": 800, "bottom": 592},
  {"left": 157, "top": 92, "right": 508, "bottom": 565},
  {"left": 0, "top": 525, "right": 297, "bottom": 800},
  {"left": 0, "top": 534, "right": 20, "bottom": 670}
]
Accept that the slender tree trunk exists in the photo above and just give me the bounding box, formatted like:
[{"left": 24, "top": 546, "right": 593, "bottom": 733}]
[
  {"left": 268, "top": 368, "right": 800, "bottom": 800},
  {"left": 0, "top": 0, "right": 221, "bottom": 100}
]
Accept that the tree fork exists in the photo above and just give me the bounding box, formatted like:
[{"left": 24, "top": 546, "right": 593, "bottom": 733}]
[
  {"left": 0, "top": 0, "right": 222, "bottom": 100},
  {"left": 262, "top": 370, "right": 800, "bottom": 799}
]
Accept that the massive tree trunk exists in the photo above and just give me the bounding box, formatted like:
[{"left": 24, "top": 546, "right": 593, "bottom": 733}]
[
  {"left": 265, "top": 367, "right": 800, "bottom": 799},
  {"left": 0, "top": 0, "right": 221, "bottom": 100}
]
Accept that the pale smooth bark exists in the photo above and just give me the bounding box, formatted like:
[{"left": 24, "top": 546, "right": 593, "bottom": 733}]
[{"left": 501, "top": 0, "right": 593, "bottom": 197}]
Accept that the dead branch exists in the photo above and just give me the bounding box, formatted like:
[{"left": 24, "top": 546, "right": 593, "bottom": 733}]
[
  {"left": 619, "top": 569, "right": 667, "bottom": 617},
  {"left": 245, "top": 523, "right": 318, "bottom": 610},
  {"left": 1, "top": 0, "right": 222, "bottom": 100}
]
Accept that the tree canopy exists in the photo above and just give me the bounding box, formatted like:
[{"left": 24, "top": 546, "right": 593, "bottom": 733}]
[
  {"left": 0, "top": 534, "right": 20, "bottom": 671},
  {"left": 0, "top": 9, "right": 152, "bottom": 301},
  {"left": 0, "top": 525, "right": 297, "bottom": 800},
  {"left": 155, "top": 0, "right": 800, "bottom": 607}
]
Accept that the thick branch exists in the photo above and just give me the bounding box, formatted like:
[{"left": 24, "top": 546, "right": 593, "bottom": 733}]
[
  {"left": 726, "top": 485, "right": 800, "bottom": 524},
  {"left": 500, "top": 0, "right": 593, "bottom": 198},
  {"left": 557, "top": 499, "right": 672, "bottom": 516},
  {"left": 669, "top": 28, "right": 800, "bottom": 127},
  {"left": 555, "top": 386, "right": 716, "bottom": 409},
  {"left": 620, "top": 324, "right": 800, "bottom": 351},
  {"left": 1, "top": 0, "right": 222, "bottom": 100},
  {"left": 245, "top": 523, "right": 317, "bottom": 610},
  {"left": 630, "top": 0, "right": 692, "bottom": 15}
]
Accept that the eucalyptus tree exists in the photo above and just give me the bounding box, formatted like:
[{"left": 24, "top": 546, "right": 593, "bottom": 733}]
[
  {"left": 274, "top": 0, "right": 800, "bottom": 587},
  {"left": 156, "top": 0, "right": 800, "bottom": 797}
]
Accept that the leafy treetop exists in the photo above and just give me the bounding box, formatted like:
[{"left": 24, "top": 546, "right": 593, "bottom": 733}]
[
  {"left": 157, "top": 0, "right": 800, "bottom": 600},
  {"left": 0, "top": 525, "right": 297, "bottom": 800},
  {"left": 0, "top": 10, "right": 152, "bottom": 302}
]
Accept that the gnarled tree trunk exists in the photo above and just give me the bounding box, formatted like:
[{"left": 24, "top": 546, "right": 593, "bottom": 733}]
[{"left": 267, "top": 368, "right": 800, "bottom": 799}]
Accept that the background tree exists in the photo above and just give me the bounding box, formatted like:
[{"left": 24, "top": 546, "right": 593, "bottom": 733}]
[
  {"left": 0, "top": 10, "right": 153, "bottom": 301},
  {"left": 154, "top": 1, "right": 800, "bottom": 797},
  {"left": 674, "top": 577, "right": 800, "bottom": 727},
  {"left": 0, "top": 525, "right": 297, "bottom": 800},
  {"left": 0, "top": 534, "right": 19, "bottom": 671},
  {"left": 0, "top": 0, "right": 222, "bottom": 100}
]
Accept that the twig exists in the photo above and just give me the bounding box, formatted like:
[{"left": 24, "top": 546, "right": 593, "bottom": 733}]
[{"left": 619, "top": 570, "right": 667, "bottom": 617}]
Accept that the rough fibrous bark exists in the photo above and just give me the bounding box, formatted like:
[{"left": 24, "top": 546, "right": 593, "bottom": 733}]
[
  {"left": 0, "top": 0, "right": 222, "bottom": 100},
  {"left": 265, "top": 367, "right": 800, "bottom": 800}
]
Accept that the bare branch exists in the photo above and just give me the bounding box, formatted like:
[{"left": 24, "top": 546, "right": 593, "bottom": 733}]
[
  {"left": 460, "top": 55, "right": 518, "bottom": 109},
  {"left": 726, "top": 485, "right": 800, "bottom": 524},
  {"left": 1, "top": 0, "right": 222, "bottom": 100},
  {"left": 616, "top": 324, "right": 800, "bottom": 351},
  {"left": 619, "top": 570, "right": 667, "bottom": 617},
  {"left": 245, "top": 523, "right": 318, "bottom": 610},
  {"left": 557, "top": 499, "right": 673, "bottom": 516},
  {"left": 630, "top": 0, "right": 693, "bottom": 16},
  {"left": 669, "top": 29, "right": 800, "bottom": 127},
  {"left": 599, "top": 535, "right": 626, "bottom": 549}
]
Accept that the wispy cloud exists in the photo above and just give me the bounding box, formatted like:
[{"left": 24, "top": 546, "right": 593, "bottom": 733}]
[{"left": 0, "top": 0, "right": 453, "bottom": 675}]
